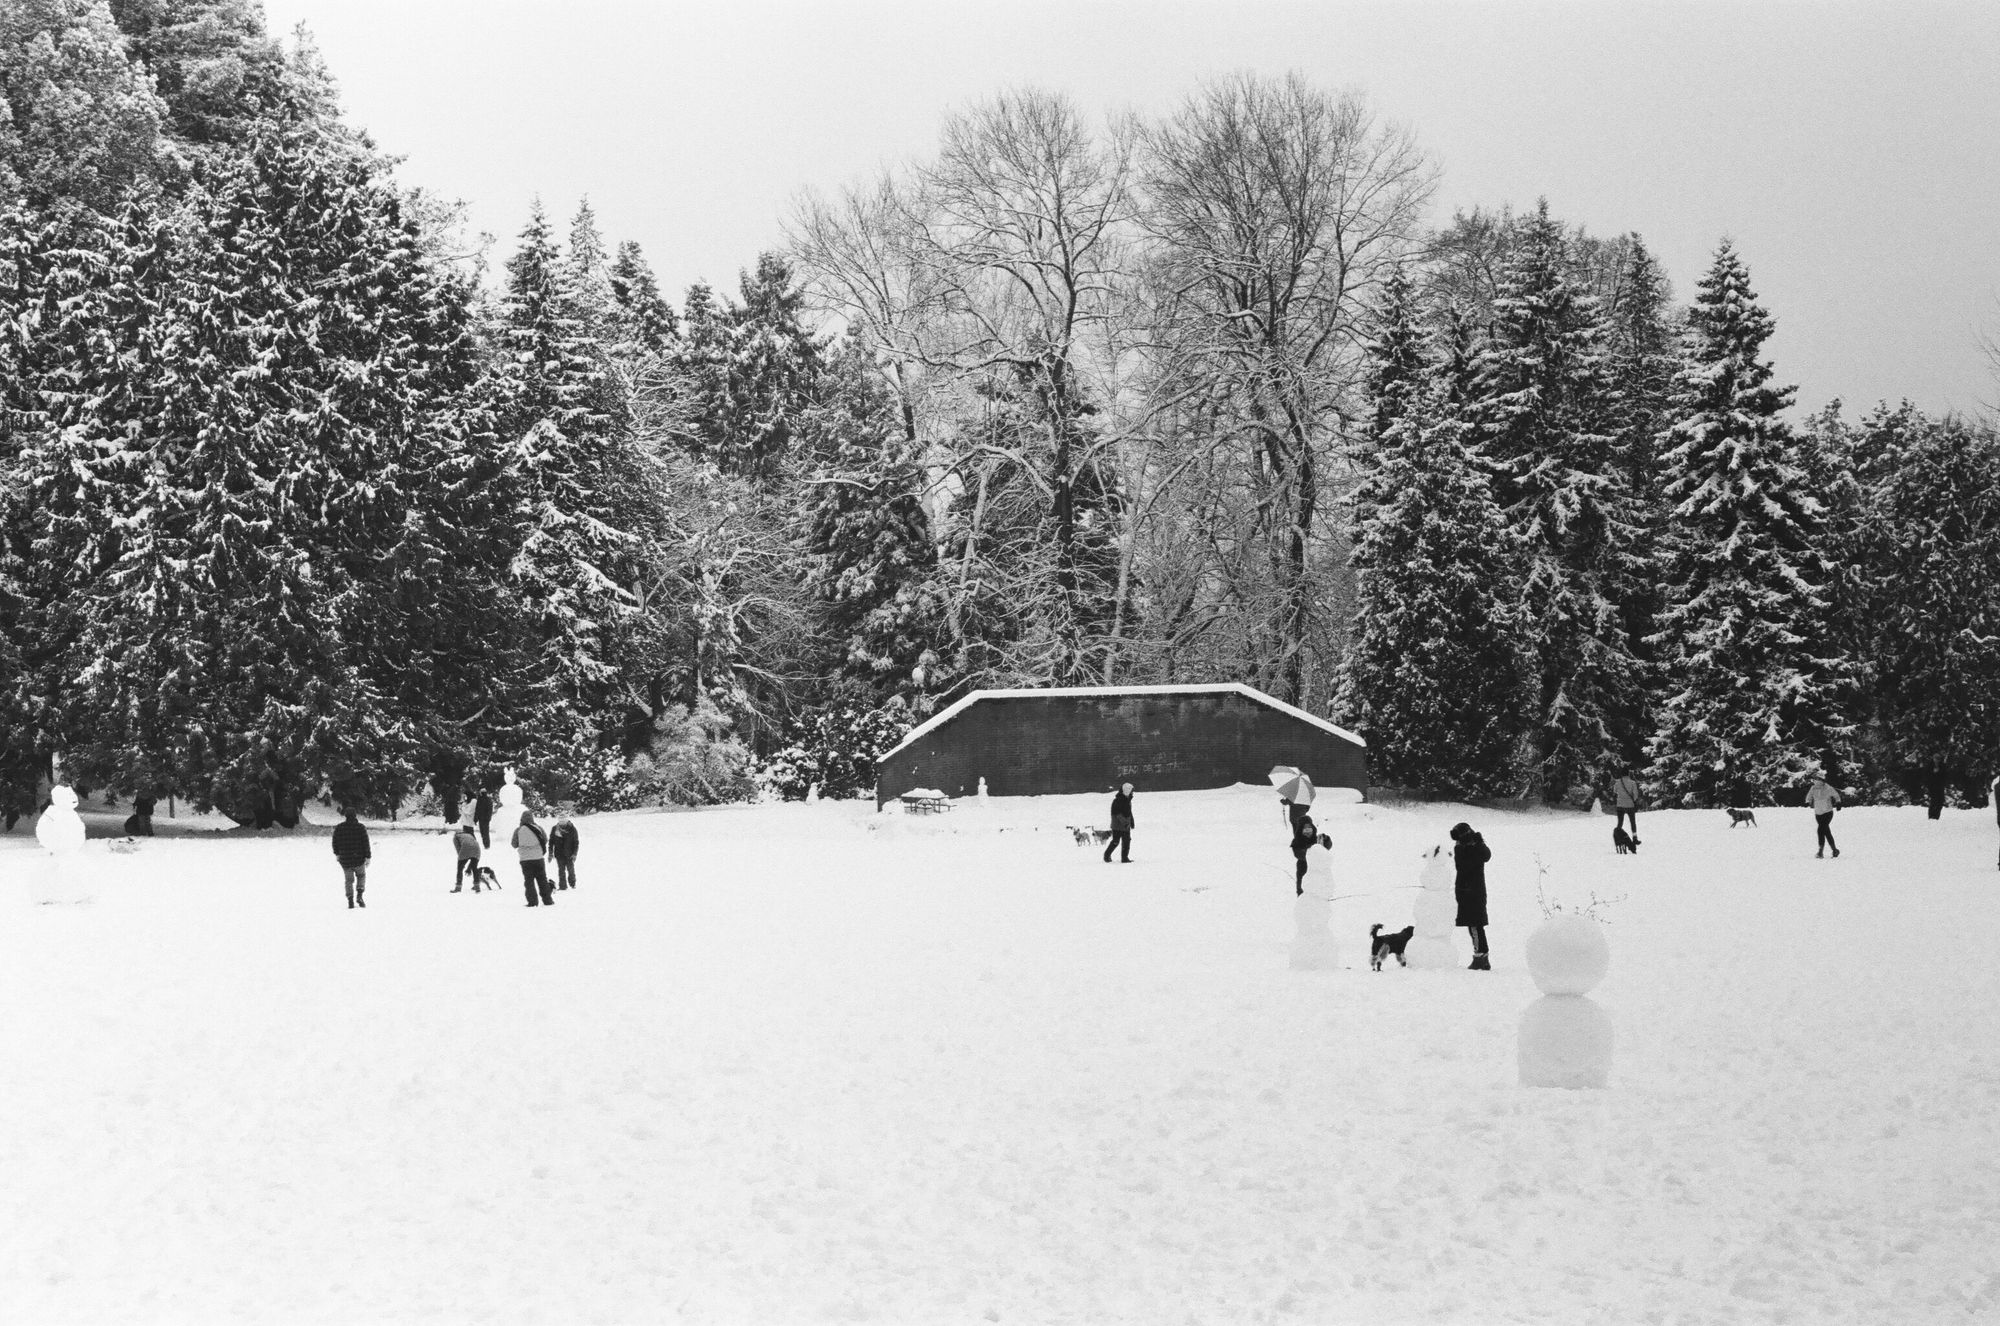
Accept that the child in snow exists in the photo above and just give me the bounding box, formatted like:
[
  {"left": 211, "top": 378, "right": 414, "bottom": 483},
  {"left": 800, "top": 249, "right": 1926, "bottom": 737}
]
[
  {"left": 452, "top": 823, "right": 482, "bottom": 892},
  {"left": 1291, "top": 814, "right": 1331, "bottom": 895},
  {"left": 548, "top": 815, "right": 579, "bottom": 890},
  {"left": 333, "top": 807, "right": 371, "bottom": 909}
]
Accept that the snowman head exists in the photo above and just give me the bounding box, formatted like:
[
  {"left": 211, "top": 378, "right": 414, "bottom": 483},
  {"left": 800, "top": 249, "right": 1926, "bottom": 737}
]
[{"left": 50, "top": 785, "right": 78, "bottom": 811}]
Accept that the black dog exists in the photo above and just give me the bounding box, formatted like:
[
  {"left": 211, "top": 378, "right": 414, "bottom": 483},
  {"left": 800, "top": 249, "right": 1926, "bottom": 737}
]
[
  {"left": 1370, "top": 923, "right": 1414, "bottom": 970},
  {"left": 1613, "top": 825, "right": 1639, "bottom": 854},
  {"left": 1726, "top": 807, "right": 1758, "bottom": 828}
]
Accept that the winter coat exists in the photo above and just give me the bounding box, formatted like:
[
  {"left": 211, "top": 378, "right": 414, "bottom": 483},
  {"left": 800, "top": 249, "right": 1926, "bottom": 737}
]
[
  {"left": 1291, "top": 815, "right": 1320, "bottom": 859},
  {"left": 1611, "top": 776, "right": 1641, "bottom": 810},
  {"left": 473, "top": 792, "right": 494, "bottom": 824},
  {"left": 513, "top": 821, "right": 547, "bottom": 862},
  {"left": 1109, "top": 791, "right": 1134, "bottom": 832},
  {"left": 453, "top": 828, "right": 481, "bottom": 861},
  {"left": 547, "top": 819, "right": 579, "bottom": 860},
  {"left": 1453, "top": 833, "right": 1490, "bottom": 927},
  {"left": 1807, "top": 781, "right": 1840, "bottom": 815},
  {"left": 332, "top": 819, "right": 372, "bottom": 867}
]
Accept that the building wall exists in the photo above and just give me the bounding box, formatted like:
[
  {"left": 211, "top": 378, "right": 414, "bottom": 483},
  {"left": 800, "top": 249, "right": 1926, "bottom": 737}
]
[{"left": 876, "top": 691, "right": 1368, "bottom": 805}]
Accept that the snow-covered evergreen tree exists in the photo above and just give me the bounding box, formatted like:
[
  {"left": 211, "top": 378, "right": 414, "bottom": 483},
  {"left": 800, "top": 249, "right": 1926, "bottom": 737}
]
[
  {"left": 1340, "top": 373, "right": 1530, "bottom": 799},
  {"left": 489, "top": 201, "right": 633, "bottom": 730},
  {"left": 1647, "top": 241, "right": 1852, "bottom": 805},
  {"left": 1469, "top": 200, "right": 1644, "bottom": 798},
  {"left": 608, "top": 238, "right": 676, "bottom": 352},
  {"left": 1848, "top": 404, "right": 2000, "bottom": 815},
  {"left": 799, "top": 338, "right": 951, "bottom": 699}
]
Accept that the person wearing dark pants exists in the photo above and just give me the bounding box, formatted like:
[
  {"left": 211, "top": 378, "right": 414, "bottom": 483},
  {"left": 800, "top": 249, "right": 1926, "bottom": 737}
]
[
  {"left": 1291, "top": 814, "right": 1330, "bottom": 895},
  {"left": 1103, "top": 783, "right": 1134, "bottom": 863},
  {"left": 473, "top": 787, "right": 494, "bottom": 850},
  {"left": 1451, "top": 821, "right": 1491, "bottom": 970},
  {"left": 548, "top": 816, "right": 579, "bottom": 890},
  {"left": 452, "top": 823, "right": 482, "bottom": 892},
  {"left": 514, "top": 810, "right": 554, "bottom": 906},
  {"left": 1807, "top": 774, "right": 1841, "bottom": 858},
  {"left": 1611, "top": 770, "right": 1641, "bottom": 836},
  {"left": 333, "top": 808, "right": 371, "bottom": 909}
]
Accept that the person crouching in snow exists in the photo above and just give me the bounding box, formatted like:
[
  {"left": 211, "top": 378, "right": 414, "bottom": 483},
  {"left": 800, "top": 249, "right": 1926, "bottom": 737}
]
[
  {"left": 548, "top": 814, "right": 579, "bottom": 890},
  {"left": 1450, "top": 821, "right": 1491, "bottom": 969},
  {"left": 1104, "top": 783, "right": 1135, "bottom": 863},
  {"left": 452, "top": 822, "right": 482, "bottom": 892},
  {"left": 514, "top": 809, "right": 554, "bottom": 906},
  {"left": 333, "top": 807, "right": 371, "bottom": 909},
  {"left": 1291, "top": 813, "right": 1332, "bottom": 896}
]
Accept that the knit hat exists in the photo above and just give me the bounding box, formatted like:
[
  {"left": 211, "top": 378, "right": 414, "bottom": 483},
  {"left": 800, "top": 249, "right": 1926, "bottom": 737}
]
[{"left": 1449, "top": 821, "right": 1472, "bottom": 841}]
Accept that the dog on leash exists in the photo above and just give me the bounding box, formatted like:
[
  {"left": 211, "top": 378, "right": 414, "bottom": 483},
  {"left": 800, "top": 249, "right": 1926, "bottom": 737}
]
[
  {"left": 1726, "top": 807, "right": 1758, "bottom": 828},
  {"left": 1068, "top": 825, "right": 1113, "bottom": 847},
  {"left": 1370, "top": 924, "right": 1415, "bottom": 970},
  {"left": 1613, "top": 825, "right": 1640, "bottom": 854}
]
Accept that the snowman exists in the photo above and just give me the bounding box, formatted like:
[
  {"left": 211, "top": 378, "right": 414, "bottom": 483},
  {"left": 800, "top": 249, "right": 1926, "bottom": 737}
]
[
  {"left": 1518, "top": 913, "right": 1614, "bottom": 1088},
  {"left": 32, "top": 784, "right": 90, "bottom": 904},
  {"left": 1289, "top": 892, "right": 1340, "bottom": 970},
  {"left": 489, "top": 768, "right": 526, "bottom": 854},
  {"left": 1402, "top": 844, "right": 1460, "bottom": 969}
]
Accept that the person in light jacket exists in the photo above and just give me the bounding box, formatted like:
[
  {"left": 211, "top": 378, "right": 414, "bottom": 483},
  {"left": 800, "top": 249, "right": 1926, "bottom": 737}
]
[
  {"left": 1451, "top": 821, "right": 1491, "bottom": 970},
  {"left": 514, "top": 810, "right": 554, "bottom": 907},
  {"left": 1610, "top": 768, "right": 1642, "bottom": 836},
  {"left": 452, "top": 823, "right": 483, "bottom": 892},
  {"left": 1807, "top": 774, "right": 1841, "bottom": 859}
]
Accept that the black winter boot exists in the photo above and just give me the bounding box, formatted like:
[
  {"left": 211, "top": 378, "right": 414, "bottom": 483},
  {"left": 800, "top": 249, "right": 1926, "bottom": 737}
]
[{"left": 1469, "top": 953, "right": 1490, "bottom": 970}]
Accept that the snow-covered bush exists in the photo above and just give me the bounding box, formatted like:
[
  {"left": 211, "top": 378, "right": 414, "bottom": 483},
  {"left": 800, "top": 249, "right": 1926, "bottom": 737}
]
[
  {"left": 628, "top": 699, "right": 755, "bottom": 806},
  {"left": 757, "top": 699, "right": 913, "bottom": 801}
]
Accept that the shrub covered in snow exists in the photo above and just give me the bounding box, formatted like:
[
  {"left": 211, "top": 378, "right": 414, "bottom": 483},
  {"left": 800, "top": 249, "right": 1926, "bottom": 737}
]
[{"left": 757, "top": 698, "right": 913, "bottom": 801}]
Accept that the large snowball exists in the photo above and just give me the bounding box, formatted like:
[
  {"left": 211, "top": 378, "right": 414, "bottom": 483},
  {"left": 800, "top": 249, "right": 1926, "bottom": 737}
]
[
  {"left": 1289, "top": 894, "right": 1339, "bottom": 971},
  {"left": 1518, "top": 994, "right": 1613, "bottom": 1089},
  {"left": 1419, "top": 850, "right": 1453, "bottom": 894},
  {"left": 1413, "top": 888, "right": 1456, "bottom": 935},
  {"left": 1525, "top": 914, "right": 1610, "bottom": 995},
  {"left": 1403, "top": 935, "right": 1459, "bottom": 969}
]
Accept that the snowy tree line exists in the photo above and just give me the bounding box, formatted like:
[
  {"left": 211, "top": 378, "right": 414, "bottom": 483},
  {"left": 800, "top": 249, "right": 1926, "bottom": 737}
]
[{"left": 2, "top": 5, "right": 1997, "bottom": 821}]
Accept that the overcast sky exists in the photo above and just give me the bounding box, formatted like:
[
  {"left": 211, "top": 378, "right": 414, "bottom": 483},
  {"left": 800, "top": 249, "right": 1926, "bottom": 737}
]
[{"left": 257, "top": 0, "right": 2000, "bottom": 418}]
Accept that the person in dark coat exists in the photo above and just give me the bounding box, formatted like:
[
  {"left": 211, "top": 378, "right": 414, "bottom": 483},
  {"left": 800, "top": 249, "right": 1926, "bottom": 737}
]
[
  {"left": 472, "top": 785, "right": 494, "bottom": 849},
  {"left": 333, "top": 807, "right": 371, "bottom": 909},
  {"left": 1104, "top": 783, "right": 1135, "bottom": 863},
  {"left": 1291, "top": 813, "right": 1332, "bottom": 895},
  {"left": 1450, "top": 821, "right": 1491, "bottom": 970},
  {"left": 548, "top": 816, "right": 579, "bottom": 890}
]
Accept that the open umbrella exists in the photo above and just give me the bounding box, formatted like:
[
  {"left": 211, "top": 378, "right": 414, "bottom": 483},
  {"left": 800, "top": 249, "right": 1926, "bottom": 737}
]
[{"left": 1270, "top": 767, "right": 1315, "bottom": 806}]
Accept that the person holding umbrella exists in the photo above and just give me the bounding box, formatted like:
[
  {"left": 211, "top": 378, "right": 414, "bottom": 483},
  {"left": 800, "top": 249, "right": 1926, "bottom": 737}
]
[{"left": 1272, "top": 767, "right": 1315, "bottom": 831}]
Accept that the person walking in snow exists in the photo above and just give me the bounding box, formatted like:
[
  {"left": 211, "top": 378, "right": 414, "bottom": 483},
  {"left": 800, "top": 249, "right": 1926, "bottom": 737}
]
[
  {"left": 1807, "top": 773, "right": 1842, "bottom": 858},
  {"left": 1291, "top": 812, "right": 1331, "bottom": 896},
  {"left": 548, "top": 815, "right": 579, "bottom": 891},
  {"left": 1610, "top": 767, "right": 1642, "bottom": 836},
  {"left": 514, "top": 809, "right": 554, "bottom": 906},
  {"left": 472, "top": 784, "right": 494, "bottom": 849},
  {"left": 1450, "top": 821, "right": 1491, "bottom": 970},
  {"left": 1103, "top": 783, "right": 1135, "bottom": 863},
  {"left": 451, "top": 822, "right": 483, "bottom": 892},
  {"left": 333, "top": 807, "right": 371, "bottom": 909}
]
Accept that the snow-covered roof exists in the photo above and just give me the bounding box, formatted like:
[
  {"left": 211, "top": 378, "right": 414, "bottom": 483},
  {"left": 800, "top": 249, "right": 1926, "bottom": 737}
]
[{"left": 878, "top": 683, "right": 1366, "bottom": 761}]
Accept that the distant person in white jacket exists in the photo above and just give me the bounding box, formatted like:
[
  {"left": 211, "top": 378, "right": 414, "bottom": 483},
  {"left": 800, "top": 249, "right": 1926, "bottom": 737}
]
[{"left": 1807, "top": 774, "right": 1841, "bottom": 859}]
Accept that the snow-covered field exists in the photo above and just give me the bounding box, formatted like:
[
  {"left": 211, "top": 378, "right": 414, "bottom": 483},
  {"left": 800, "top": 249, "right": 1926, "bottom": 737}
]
[{"left": 2, "top": 787, "right": 1997, "bottom": 1325}]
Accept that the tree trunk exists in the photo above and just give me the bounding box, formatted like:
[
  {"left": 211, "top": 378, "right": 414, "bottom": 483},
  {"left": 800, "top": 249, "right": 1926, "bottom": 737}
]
[{"left": 1927, "top": 765, "right": 1947, "bottom": 820}]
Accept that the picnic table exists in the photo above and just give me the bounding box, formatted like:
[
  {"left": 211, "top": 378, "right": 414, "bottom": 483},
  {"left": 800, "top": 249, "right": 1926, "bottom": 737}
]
[{"left": 898, "top": 788, "right": 952, "bottom": 815}]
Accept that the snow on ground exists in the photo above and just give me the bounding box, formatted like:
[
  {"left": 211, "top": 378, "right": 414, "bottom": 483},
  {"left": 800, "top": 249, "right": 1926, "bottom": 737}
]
[{"left": 2, "top": 787, "right": 1998, "bottom": 1325}]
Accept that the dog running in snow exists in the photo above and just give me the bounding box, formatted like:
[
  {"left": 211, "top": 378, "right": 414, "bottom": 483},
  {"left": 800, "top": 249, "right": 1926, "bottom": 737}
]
[
  {"left": 1613, "top": 825, "right": 1640, "bottom": 854},
  {"left": 1370, "top": 923, "right": 1414, "bottom": 970},
  {"left": 475, "top": 865, "right": 500, "bottom": 892},
  {"left": 1726, "top": 807, "right": 1759, "bottom": 828},
  {"left": 1068, "top": 825, "right": 1113, "bottom": 847}
]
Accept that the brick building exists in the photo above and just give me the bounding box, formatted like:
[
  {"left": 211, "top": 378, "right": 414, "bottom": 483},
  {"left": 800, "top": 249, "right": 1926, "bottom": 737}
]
[{"left": 874, "top": 683, "right": 1368, "bottom": 807}]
